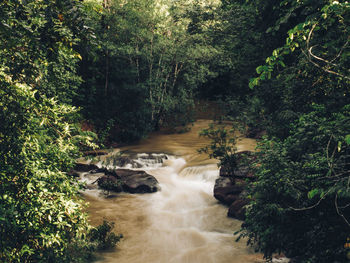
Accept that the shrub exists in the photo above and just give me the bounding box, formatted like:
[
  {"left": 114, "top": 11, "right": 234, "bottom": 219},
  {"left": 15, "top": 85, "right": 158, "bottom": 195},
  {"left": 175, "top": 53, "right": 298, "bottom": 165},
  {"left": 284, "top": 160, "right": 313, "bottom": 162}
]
[
  {"left": 239, "top": 105, "right": 350, "bottom": 262},
  {"left": 0, "top": 72, "right": 118, "bottom": 262}
]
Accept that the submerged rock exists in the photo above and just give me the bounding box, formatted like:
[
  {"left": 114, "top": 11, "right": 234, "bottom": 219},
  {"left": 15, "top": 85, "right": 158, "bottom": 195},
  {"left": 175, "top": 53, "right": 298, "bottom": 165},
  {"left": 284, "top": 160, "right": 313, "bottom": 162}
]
[{"left": 75, "top": 153, "right": 162, "bottom": 194}]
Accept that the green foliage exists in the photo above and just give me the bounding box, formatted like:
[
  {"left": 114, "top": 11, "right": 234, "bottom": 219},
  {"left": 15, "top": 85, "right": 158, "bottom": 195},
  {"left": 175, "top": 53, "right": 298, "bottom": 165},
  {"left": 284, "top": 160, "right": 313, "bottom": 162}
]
[
  {"left": 98, "top": 177, "right": 122, "bottom": 194},
  {"left": 242, "top": 0, "right": 350, "bottom": 139},
  {"left": 199, "top": 1, "right": 263, "bottom": 98},
  {"left": 217, "top": 96, "right": 266, "bottom": 138},
  {"left": 249, "top": 1, "right": 349, "bottom": 89},
  {"left": 239, "top": 105, "right": 350, "bottom": 262},
  {"left": 199, "top": 123, "right": 237, "bottom": 174},
  {"left": 77, "top": 0, "right": 226, "bottom": 141},
  {"left": 1, "top": 0, "right": 348, "bottom": 261},
  {"left": 88, "top": 221, "right": 123, "bottom": 250},
  {"left": 195, "top": 1, "right": 350, "bottom": 262},
  {"left": 0, "top": 69, "right": 121, "bottom": 262},
  {"left": 0, "top": 0, "right": 87, "bottom": 104},
  {"left": 0, "top": 72, "right": 98, "bottom": 262},
  {"left": 0, "top": 1, "right": 125, "bottom": 261}
]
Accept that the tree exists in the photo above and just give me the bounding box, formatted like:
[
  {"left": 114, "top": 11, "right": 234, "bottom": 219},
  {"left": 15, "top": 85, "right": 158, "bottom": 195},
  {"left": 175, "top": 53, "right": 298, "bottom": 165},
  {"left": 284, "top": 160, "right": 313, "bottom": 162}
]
[
  {"left": 0, "top": 0, "right": 88, "bottom": 104},
  {"left": 0, "top": 2, "right": 121, "bottom": 261},
  {"left": 0, "top": 71, "right": 97, "bottom": 262},
  {"left": 78, "top": 0, "right": 223, "bottom": 142},
  {"left": 239, "top": 106, "right": 350, "bottom": 262},
  {"left": 236, "top": 1, "right": 350, "bottom": 262}
]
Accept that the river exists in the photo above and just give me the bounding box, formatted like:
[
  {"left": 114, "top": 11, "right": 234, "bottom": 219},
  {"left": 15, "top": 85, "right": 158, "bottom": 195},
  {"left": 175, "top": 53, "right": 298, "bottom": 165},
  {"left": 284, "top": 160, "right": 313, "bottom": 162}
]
[{"left": 82, "top": 119, "right": 267, "bottom": 263}]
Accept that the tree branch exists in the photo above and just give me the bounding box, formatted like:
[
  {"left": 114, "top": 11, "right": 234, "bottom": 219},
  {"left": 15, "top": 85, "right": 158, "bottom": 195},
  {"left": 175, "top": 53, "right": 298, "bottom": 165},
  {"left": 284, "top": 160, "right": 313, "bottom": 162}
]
[{"left": 335, "top": 192, "right": 350, "bottom": 228}]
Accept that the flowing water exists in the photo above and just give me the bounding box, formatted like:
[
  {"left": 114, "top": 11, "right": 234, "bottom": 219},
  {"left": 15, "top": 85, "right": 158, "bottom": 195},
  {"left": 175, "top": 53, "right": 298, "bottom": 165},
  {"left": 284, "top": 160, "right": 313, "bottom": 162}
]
[{"left": 82, "top": 119, "right": 268, "bottom": 263}]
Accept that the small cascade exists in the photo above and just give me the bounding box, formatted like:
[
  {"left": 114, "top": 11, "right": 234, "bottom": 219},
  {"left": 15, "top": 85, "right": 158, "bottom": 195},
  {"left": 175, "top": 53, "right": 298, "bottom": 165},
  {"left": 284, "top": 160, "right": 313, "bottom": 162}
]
[
  {"left": 84, "top": 120, "right": 269, "bottom": 263},
  {"left": 100, "top": 152, "right": 168, "bottom": 169},
  {"left": 179, "top": 164, "right": 219, "bottom": 182}
]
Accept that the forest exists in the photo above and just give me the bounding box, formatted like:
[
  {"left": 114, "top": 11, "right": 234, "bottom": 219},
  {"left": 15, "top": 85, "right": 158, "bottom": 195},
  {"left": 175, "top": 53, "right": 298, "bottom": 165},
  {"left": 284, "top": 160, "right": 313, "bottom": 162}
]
[{"left": 0, "top": 0, "right": 349, "bottom": 262}]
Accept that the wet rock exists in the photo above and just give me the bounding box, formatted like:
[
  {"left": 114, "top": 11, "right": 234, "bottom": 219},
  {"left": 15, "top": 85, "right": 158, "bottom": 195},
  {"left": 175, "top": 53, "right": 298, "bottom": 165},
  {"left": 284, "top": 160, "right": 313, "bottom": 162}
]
[
  {"left": 234, "top": 167, "right": 255, "bottom": 180},
  {"left": 214, "top": 151, "right": 256, "bottom": 220},
  {"left": 116, "top": 169, "right": 160, "bottom": 193},
  {"left": 97, "top": 175, "right": 123, "bottom": 192},
  {"left": 83, "top": 150, "right": 109, "bottom": 156},
  {"left": 95, "top": 168, "right": 160, "bottom": 194},
  {"left": 76, "top": 154, "right": 162, "bottom": 194},
  {"left": 219, "top": 151, "right": 255, "bottom": 180},
  {"left": 219, "top": 165, "right": 253, "bottom": 179},
  {"left": 84, "top": 184, "right": 98, "bottom": 190},
  {"left": 103, "top": 153, "right": 168, "bottom": 169},
  {"left": 227, "top": 198, "right": 249, "bottom": 220},
  {"left": 67, "top": 170, "right": 80, "bottom": 177},
  {"left": 90, "top": 167, "right": 117, "bottom": 176},
  {"left": 219, "top": 165, "right": 234, "bottom": 177},
  {"left": 74, "top": 163, "right": 99, "bottom": 172},
  {"left": 113, "top": 156, "right": 142, "bottom": 168},
  {"left": 213, "top": 177, "right": 245, "bottom": 205}
]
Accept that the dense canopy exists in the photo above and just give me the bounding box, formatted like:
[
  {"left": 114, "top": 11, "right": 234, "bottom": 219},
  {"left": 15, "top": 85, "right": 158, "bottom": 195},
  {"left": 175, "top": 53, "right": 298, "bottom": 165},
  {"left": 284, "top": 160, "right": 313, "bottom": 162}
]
[{"left": 0, "top": 0, "right": 349, "bottom": 262}]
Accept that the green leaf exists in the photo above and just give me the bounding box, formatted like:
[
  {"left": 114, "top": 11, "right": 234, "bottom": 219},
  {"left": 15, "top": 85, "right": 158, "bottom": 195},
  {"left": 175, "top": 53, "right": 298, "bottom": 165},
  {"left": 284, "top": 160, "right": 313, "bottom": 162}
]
[
  {"left": 256, "top": 65, "right": 264, "bottom": 74},
  {"left": 345, "top": 135, "right": 350, "bottom": 145},
  {"left": 308, "top": 189, "right": 319, "bottom": 199},
  {"left": 278, "top": 60, "right": 286, "bottom": 67},
  {"left": 27, "top": 182, "right": 34, "bottom": 192}
]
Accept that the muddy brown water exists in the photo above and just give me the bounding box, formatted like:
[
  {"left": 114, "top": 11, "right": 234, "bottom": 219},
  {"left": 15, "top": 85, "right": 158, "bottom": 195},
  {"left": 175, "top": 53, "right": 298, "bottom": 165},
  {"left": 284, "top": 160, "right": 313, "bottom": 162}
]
[{"left": 83, "top": 119, "right": 267, "bottom": 263}]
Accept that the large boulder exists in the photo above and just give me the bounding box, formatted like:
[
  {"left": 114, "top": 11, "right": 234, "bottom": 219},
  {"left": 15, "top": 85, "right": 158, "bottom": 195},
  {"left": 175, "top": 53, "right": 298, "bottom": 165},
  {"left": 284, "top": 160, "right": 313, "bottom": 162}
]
[
  {"left": 227, "top": 198, "right": 249, "bottom": 220},
  {"left": 116, "top": 169, "right": 159, "bottom": 193},
  {"left": 76, "top": 158, "right": 161, "bottom": 194},
  {"left": 213, "top": 177, "right": 245, "bottom": 205},
  {"left": 95, "top": 169, "right": 160, "bottom": 194},
  {"left": 215, "top": 151, "right": 256, "bottom": 220},
  {"left": 219, "top": 163, "right": 255, "bottom": 180}
]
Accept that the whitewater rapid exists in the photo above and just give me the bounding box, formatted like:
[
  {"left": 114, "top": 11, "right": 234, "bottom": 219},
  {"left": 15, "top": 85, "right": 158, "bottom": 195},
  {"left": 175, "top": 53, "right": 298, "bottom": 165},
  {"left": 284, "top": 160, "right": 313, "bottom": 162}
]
[{"left": 82, "top": 120, "right": 267, "bottom": 263}]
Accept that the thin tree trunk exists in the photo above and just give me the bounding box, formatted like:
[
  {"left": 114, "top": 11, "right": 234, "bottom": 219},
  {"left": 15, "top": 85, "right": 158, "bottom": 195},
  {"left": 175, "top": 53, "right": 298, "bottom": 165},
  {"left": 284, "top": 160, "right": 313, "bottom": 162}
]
[
  {"left": 102, "top": 0, "right": 110, "bottom": 97},
  {"left": 104, "top": 50, "right": 109, "bottom": 96}
]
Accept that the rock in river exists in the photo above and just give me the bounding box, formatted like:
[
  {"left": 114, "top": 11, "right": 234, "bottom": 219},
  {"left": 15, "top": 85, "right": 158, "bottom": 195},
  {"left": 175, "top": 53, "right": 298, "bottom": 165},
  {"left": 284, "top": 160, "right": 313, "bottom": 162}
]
[
  {"left": 213, "top": 177, "right": 245, "bottom": 206},
  {"left": 96, "top": 168, "right": 160, "bottom": 194},
  {"left": 117, "top": 169, "right": 160, "bottom": 193},
  {"left": 227, "top": 198, "right": 249, "bottom": 221}
]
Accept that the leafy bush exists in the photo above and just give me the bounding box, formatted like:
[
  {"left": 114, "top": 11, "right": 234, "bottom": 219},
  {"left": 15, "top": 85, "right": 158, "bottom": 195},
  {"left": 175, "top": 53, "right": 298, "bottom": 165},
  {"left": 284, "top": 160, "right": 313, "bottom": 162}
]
[
  {"left": 88, "top": 221, "right": 123, "bottom": 250},
  {"left": 0, "top": 72, "right": 111, "bottom": 262},
  {"left": 199, "top": 123, "right": 237, "bottom": 175},
  {"left": 239, "top": 105, "right": 350, "bottom": 262}
]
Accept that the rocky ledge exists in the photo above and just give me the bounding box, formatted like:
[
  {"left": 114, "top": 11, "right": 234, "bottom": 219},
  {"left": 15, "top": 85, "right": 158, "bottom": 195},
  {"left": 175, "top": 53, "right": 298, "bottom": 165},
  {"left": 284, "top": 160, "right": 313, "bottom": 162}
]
[
  {"left": 213, "top": 151, "right": 255, "bottom": 220},
  {"left": 72, "top": 163, "right": 160, "bottom": 194}
]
